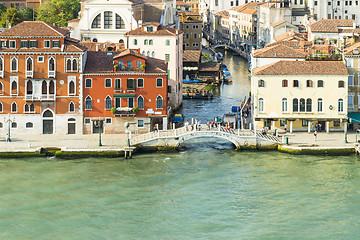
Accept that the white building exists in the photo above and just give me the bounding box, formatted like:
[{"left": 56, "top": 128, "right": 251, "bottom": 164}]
[
  {"left": 307, "top": 19, "right": 356, "bottom": 41},
  {"left": 126, "top": 22, "right": 184, "bottom": 110},
  {"left": 69, "top": 0, "right": 176, "bottom": 44}
]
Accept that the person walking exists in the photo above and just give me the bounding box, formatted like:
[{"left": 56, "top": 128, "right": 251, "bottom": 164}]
[
  {"left": 284, "top": 123, "right": 287, "bottom": 133},
  {"left": 314, "top": 130, "right": 317, "bottom": 141}
]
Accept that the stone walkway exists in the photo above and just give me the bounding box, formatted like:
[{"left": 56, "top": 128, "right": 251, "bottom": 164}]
[{"left": 283, "top": 131, "right": 357, "bottom": 147}]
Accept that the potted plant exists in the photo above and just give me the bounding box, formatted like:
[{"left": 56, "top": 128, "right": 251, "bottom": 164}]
[
  {"left": 114, "top": 64, "right": 119, "bottom": 72},
  {"left": 111, "top": 107, "right": 117, "bottom": 114},
  {"left": 131, "top": 107, "right": 138, "bottom": 113},
  {"left": 141, "top": 64, "right": 146, "bottom": 70}
]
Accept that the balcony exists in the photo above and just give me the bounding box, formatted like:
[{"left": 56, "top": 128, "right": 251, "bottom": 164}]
[
  {"left": 48, "top": 70, "right": 56, "bottom": 78},
  {"left": 26, "top": 70, "right": 33, "bottom": 78},
  {"left": 25, "top": 94, "right": 55, "bottom": 101},
  {"left": 113, "top": 107, "right": 136, "bottom": 116}
]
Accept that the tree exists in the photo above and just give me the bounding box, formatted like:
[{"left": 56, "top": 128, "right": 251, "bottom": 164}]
[
  {"left": 0, "top": 4, "right": 6, "bottom": 16},
  {"left": 21, "top": 7, "right": 36, "bottom": 21},
  {"left": 36, "top": 0, "right": 80, "bottom": 27},
  {"left": 0, "top": 8, "right": 23, "bottom": 28}
]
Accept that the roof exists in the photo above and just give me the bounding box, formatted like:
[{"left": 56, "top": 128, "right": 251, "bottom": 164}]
[
  {"left": 343, "top": 41, "right": 360, "bottom": 55},
  {"left": 308, "top": 19, "right": 354, "bottom": 33},
  {"left": 274, "top": 30, "right": 307, "bottom": 42},
  {"left": 176, "top": 1, "right": 191, "bottom": 6},
  {"left": 84, "top": 51, "right": 167, "bottom": 74},
  {"left": 265, "top": 40, "right": 313, "bottom": 49},
  {"left": 182, "top": 17, "right": 202, "bottom": 23},
  {"left": 183, "top": 50, "right": 201, "bottom": 62},
  {"left": 215, "top": 10, "right": 229, "bottom": 18},
  {"left": 0, "top": 21, "right": 68, "bottom": 37},
  {"left": 79, "top": 41, "right": 125, "bottom": 51},
  {"left": 253, "top": 44, "right": 307, "bottom": 58},
  {"left": 253, "top": 61, "right": 348, "bottom": 75},
  {"left": 229, "top": 2, "right": 265, "bottom": 15},
  {"left": 199, "top": 62, "right": 221, "bottom": 72},
  {"left": 113, "top": 49, "right": 147, "bottom": 59},
  {"left": 270, "top": 20, "right": 287, "bottom": 28},
  {"left": 126, "top": 24, "right": 181, "bottom": 36}
]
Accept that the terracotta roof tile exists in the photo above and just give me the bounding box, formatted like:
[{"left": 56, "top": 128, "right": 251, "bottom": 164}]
[
  {"left": 0, "top": 21, "right": 68, "bottom": 37},
  {"left": 308, "top": 19, "right": 354, "bottom": 33},
  {"left": 270, "top": 20, "right": 287, "bottom": 28},
  {"left": 126, "top": 24, "right": 181, "bottom": 36},
  {"left": 215, "top": 10, "right": 229, "bottom": 18},
  {"left": 253, "top": 44, "right": 307, "bottom": 58},
  {"left": 230, "top": 2, "right": 265, "bottom": 14},
  {"left": 199, "top": 62, "right": 221, "bottom": 72},
  {"left": 79, "top": 41, "right": 125, "bottom": 51},
  {"left": 274, "top": 31, "right": 307, "bottom": 42},
  {"left": 254, "top": 60, "right": 348, "bottom": 75},
  {"left": 344, "top": 41, "right": 360, "bottom": 55},
  {"left": 113, "top": 49, "right": 147, "bottom": 59},
  {"left": 183, "top": 50, "right": 201, "bottom": 62}
]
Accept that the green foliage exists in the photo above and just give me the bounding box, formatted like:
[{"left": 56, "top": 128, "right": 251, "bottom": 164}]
[
  {"left": 141, "top": 64, "right": 146, "bottom": 70},
  {"left": 36, "top": 0, "right": 80, "bottom": 27},
  {"left": 0, "top": 4, "right": 6, "bottom": 15},
  {"left": 0, "top": 8, "right": 23, "bottom": 28},
  {"left": 21, "top": 7, "right": 36, "bottom": 21},
  {"left": 55, "top": 151, "right": 123, "bottom": 159},
  {"left": 131, "top": 107, "right": 138, "bottom": 113},
  {"left": 111, "top": 107, "right": 117, "bottom": 114}
]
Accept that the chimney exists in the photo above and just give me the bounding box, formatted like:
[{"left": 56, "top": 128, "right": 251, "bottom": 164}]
[
  {"left": 138, "top": 20, "right": 143, "bottom": 28},
  {"left": 96, "top": 44, "right": 99, "bottom": 51}
]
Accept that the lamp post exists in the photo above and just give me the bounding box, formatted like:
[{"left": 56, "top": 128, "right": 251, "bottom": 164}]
[
  {"left": 94, "top": 117, "right": 103, "bottom": 146},
  {"left": 124, "top": 122, "right": 130, "bottom": 147},
  {"left": 4, "top": 113, "right": 15, "bottom": 142}
]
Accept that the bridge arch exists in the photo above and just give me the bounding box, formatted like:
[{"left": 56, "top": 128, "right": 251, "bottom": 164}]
[{"left": 176, "top": 131, "right": 242, "bottom": 149}]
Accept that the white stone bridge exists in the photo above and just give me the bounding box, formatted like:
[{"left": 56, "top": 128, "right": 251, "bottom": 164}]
[{"left": 131, "top": 125, "right": 282, "bottom": 150}]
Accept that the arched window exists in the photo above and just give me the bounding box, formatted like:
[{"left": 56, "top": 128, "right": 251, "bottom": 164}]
[
  {"left": 282, "top": 98, "right": 287, "bottom": 113},
  {"left": 282, "top": 79, "right": 288, "bottom": 87},
  {"left": 119, "top": 39, "right": 124, "bottom": 44},
  {"left": 93, "top": 38, "right": 98, "bottom": 42},
  {"left": 72, "top": 59, "right": 78, "bottom": 71},
  {"left": 306, "top": 80, "right": 313, "bottom": 87},
  {"left": 317, "top": 98, "right": 323, "bottom": 112},
  {"left": 49, "top": 57, "right": 55, "bottom": 71},
  {"left": 105, "top": 96, "right": 112, "bottom": 110},
  {"left": 147, "top": 51, "right": 150, "bottom": 57},
  {"left": 0, "top": 57, "right": 3, "bottom": 71},
  {"left": 49, "top": 80, "right": 55, "bottom": 94},
  {"left": 306, "top": 98, "right": 312, "bottom": 112},
  {"left": 152, "top": 51, "right": 155, "bottom": 57},
  {"left": 258, "top": 98, "right": 264, "bottom": 113},
  {"left": 26, "top": 80, "right": 33, "bottom": 94},
  {"left": 11, "top": 81, "right": 17, "bottom": 95},
  {"left": 66, "top": 59, "right": 72, "bottom": 71},
  {"left": 69, "top": 80, "right": 75, "bottom": 95},
  {"left": 11, "top": 57, "right": 17, "bottom": 72},
  {"left": 293, "top": 98, "right": 299, "bottom": 112},
  {"left": 69, "top": 102, "right": 75, "bottom": 112},
  {"left": 293, "top": 80, "right": 299, "bottom": 87},
  {"left": 26, "top": 57, "right": 33, "bottom": 71},
  {"left": 91, "top": 13, "right": 101, "bottom": 28},
  {"left": 144, "top": 40, "right": 148, "bottom": 45},
  {"left": 317, "top": 80, "right": 324, "bottom": 87},
  {"left": 299, "top": 98, "right": 306, "bottom": 112},
  {"left": 104, "top": 11, "right": 113, "bottom": 29},
  {"left": 0, "top": 81, "right": 4, "bottom": 94},
  {"left": 0, "top": 102, "right": 2, "bottom": 112},
  {"left": 165, "top": 40, "right": 170, "bottom": 46},
  {"left": 11, "top": 102, "right": 17, "bottom": 113},
  {"left": 137, "top": 95, "right": 144, "bottom": 109},
  {"left": 149, "top": 40, "right": 153, "bottom": 45},
  {"left": 30, "top": 103, "right": 34, "bottom": 112},
  {"left": 26, "top": 122, "right": 33, "bottom": 128},
  {"left": 85, "top": 96, "right": 92, "bottom": 110},
  {"left": 42, "top": 80, "right": 47, "bottom": 94},
  {"left": 258, "top": 79, "right": 265, "bottom": 87},
  {"left": 156, "top": 95, "right": 163, "bottom": 109},
  {"left": 116, "top": 14, "right": 125, "bottom": 29},
  {"left": 25, "top": 104, "right": 30, "bottom": 113},
  {"left": 11, "top": 122, "right": 17, "bottom": 128},
  {"left": 338, "top": 80, "right": 344, "bottom": 88},
  {"left": 338, "top": 99, "right": 344, "bottom": 113}
]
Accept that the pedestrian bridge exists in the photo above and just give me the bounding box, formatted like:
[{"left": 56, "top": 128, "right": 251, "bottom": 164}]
[
  {"left": 131, "top": 125, "right": 282, "bottom": 150},
  {"left": 212, "top": 44, "right": 250, "bottom": 59}
]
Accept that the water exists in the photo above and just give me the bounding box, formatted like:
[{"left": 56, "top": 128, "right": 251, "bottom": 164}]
[{"left": 1, "top": 145, "right": 360, "bottom": 239}]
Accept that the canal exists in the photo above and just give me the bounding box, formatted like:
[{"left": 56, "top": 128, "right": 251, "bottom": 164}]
[{"left": 1, "top": 52, "right": 360, "bottom": 239}]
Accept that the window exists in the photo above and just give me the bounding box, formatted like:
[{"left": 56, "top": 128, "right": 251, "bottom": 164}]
[
  {"left": 105, "top": 78, "right": 112, "bottom": 88},
  {"left": 84, "top": 118, "right": 91, "bottom": 124},
  {"left": 138, "top": 119, "right": 144, "bottom": 128},
  {"left": 149, "top": 40, "right": 153, "bottom": 45},
  {"left": 302, "top": 120, "right": 308, "bottom": 127},
  {"left": 115, "top": 98, "right": 121, "bottom": 108},
  {"left": 299, "top": 98, "right": 306, "bottom": 112},
  {"left": 306, "top": 98, "right": 312, "bottom": 112},
  {"left": 69, "top": 81, "right": 75, "bottom": 95},
  {"left": 165, "top": 40, "right": 170, "bottom": 46},
  {"left": 11, "top": 122, "right": 17, "bottom": 128},
  {"left": 29, "top": 40, "right": 37, "bottom": 48},
  {"left": 306, "top": 80, "right": 313, "bottom": 87},
  {"left": 85, "top": 78, "right": 92, "bottom": 88},
  {"left": 52, "top": 40, "right": 60, "bottom": 48},
  {"left": 137, "top": 96, "right": 144, "bottom": 109},
  {"left": 152, "top": 51, "right": 155, "bottom": 58},
  {"left": 168, "top": 86, "right": 172, "bottom": 93},
  {"left": 293, "top": 80, "right": 299, "bottom": 87},
  {"left": 147, "top": 26, "right": 153, "bottom": 32},
  {"left": 26, "top": 80, "right": 33, "bottom": 94},
  {"left": 258, "top": 79, "right": 265, "bottom": 87},
  {"left": 147, "top": 51, "right": 150, "bottom": 57},
  {"left": 44, "top": 40, "right": 50, "bottom": 48},
  {"left": 317, "top": 80, "right": 324, "bottom": 87},
  {"left": 115, "top": 78, "right": 121, "bottom": 90},
  {"left": 156, "top": 95, "right": 163, "bottom": 109},
  {"left": 69, "top": 102, "right": 75, "bottom": 112},
  {"left": 127, "top": 61, "right": 133, "bottom": 71},
  {"left": 37, "top": 56, "right": 44, "bottom": 63},
  {"left": 334, "top": 120, "right": 340, "bottom": 126},
  {"left": 293, "top": 98, "right": 299, "bottom": 112},
  {"left": 0, "top": 102, "right": 2, "bottom": 112},
  {"left": 127, "top": 78, "right": 135, "bottom": 90},
  {"left": 282, "top": 98, "right": 288, "bottom": 113},
  {"left": 258, "top": 98, "right": 264, "bottom": 113},
  {"left": 26, "top": 57, "right": 33, "bottom": 73},
  {"left": 282, "top": 79, "right": 288, "bottom": 87},
  {"left": 348, "top": 95, "right": 354, "bottom": 106},
  {"left": 280, "top": 119, "right": 286, "bottom": 126},
  {"left": 134, "top": 39, "right": 137, "bottom": 45},
  {"left": 165, "top": 54, "right": 170, "bottom": 62},
  {"left": 116, "top": 14, "right": 125, "bottom": 29},
  {"left": 144, "top": 40, "right": 148, "bottom": 45},
  {"left": 128, "top": 98, "right": 134, "bottom": 108},
  {"left": 9, "top": 40, "right": 15, "bottom": 48},
  {"left": 106, "top": 118, "right": 112, "bottom": 124},
  {"left": 118, "top": 61, "right": 124, "bottom": 70},
  {"left": 11, "top": 80, "right": 17, "bottom": 95},
  {"left": 92, "top": 14, "right": 101, "bottom": 28},
  {"left": 156, "top": 78, "right": 163, "bottom": 87},
  {"left": 11, "top": 57, "right": 18, "bottom": 72},
  {"left": 48, "top": 57, "right": 55, "bottom": 75},
  {"left": 20, "top": 40, "right": 28, "bottom": 48},
  {"left": 26, "top": 122, "right": 33, "bottom": 128},
  {"left": 0, "top": 40, "right": 7, "bottom": 48},
  {"left": 104, "top": 11, "right": 113, "bottom": 29},
  {"left": 348, "top": 75, "right": 354, "bottom": 86},
  {"left": 105, "top": 96, "right": 112, "bottom": 110},
  {"left": 338, "top": 99, "right": 344, "bottom": 113},
  {"left": 85, "top": 96, "right": 92, "bottom": 110},
  {"left": 136, "top": 61, "right": 141, "bottom": 69},
  {"left": 317, "top": 98, "right": 323, "bottom": 112},
  {"left": 347, "top": 58, "right": 353, "bottom": 67},
  {"left": 338, "top": 80, "right": 345, "bottom": 88},
  {"left": 11, "top": 102, "right": 17, "bottom": 113},
  {"left": 0, "top": 82, "right": 3, "bottom": 94},
  {"left": 137, "top": 78, "right": 144, "bottom": 88}
]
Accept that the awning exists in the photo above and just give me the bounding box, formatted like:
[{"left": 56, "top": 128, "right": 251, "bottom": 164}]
[
  {"left": 348, "top": 113, "right": 360, "bottom": 123},
  {"left": 113, "top": 94, "right": 135, "bottom": 98}
]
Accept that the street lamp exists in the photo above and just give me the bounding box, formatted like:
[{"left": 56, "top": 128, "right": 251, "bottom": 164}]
[
  {"left": 124, "top": 122, "right": 131, "bottom": 147},
  {"left": 4, "top": 113, "right": 15, "bottom": 142},
  {"left": 94, "top": 117, "right": 103, "bottom": 146}
]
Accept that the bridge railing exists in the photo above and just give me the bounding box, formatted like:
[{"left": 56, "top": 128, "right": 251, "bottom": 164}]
[{"left": 253, "top": 131, "right": 282, "bottom": 143}]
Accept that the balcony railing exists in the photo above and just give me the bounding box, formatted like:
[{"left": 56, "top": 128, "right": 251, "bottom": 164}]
[
  {"left": 41, "top": 94, "right": 55, "bottom": 101},
  {"left": 25, "top": 94, "right": 55, "bottom": 101},
  {"left": 26, "top": 71, "right": 33, "bottom": 78},
  {"left": 114, "top": 110, "right": 136, "bottom": 116},
  {"left": 48, "top": 70, "right": 56, "bottom": 78}
]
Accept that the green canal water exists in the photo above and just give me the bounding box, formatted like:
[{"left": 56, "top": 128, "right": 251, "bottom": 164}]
[{"left": 1, "top": 140, "right": 360, "bottom": 239}]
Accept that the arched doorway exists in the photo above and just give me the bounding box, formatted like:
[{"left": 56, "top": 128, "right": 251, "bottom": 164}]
[
  {"left": 42, "top": 109, "right": 53, "bottom": 134},
  {"left": 68, "top": 118, "right": 76, "bottom": 134}
]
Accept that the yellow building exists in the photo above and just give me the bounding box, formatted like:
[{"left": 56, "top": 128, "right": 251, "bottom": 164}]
[{"left": 252, "top": 60, "right": 349, "bottom": 133}]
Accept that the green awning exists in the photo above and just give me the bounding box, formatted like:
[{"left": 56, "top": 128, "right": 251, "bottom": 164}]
[
  {"left": 348, "top": 113, "right": 360, "bottom": 123},
  {"left": 113, "top": 94, "right": 135, "bottom": 98}
]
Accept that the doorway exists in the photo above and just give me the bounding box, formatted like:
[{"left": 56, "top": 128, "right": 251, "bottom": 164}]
[
  {"left": 42, "top": 109, "right": 53, "bottom": 134},
  {"left": 68, "top": 118, "right": 76, "bottom": 134}
]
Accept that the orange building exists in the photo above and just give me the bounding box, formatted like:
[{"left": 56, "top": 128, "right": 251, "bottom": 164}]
[
  {"left": 83, "top": 49, "right": 168, "bottom": 134},
  {"left": 0, "top": 21, "right": 86, "bottom": 135}
]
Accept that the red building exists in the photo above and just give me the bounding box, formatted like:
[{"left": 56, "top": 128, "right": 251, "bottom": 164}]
[{"left": 83, "top": 49, "right": 168, "bottom": 134}]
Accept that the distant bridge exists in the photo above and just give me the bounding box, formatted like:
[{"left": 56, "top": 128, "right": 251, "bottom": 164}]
[
  {"left": 131, "top": 125, "right": 282, "bottom": 150},
  {"left": 212, "top": 44, "right": 250, "bottom": 59}
]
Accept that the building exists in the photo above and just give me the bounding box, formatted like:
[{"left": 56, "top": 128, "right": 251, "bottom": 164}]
[
  {"left": 252, "top": 60, "right": 348, "bottom": 132},
  {"left": 69, "top": 0, "right": 177, "bottom": 44},
  {"left": 176, "top": 1, "right": 192, "bottom": 12},
  {"left": 183, "top": 50, "right": 201, "bottom": 79},
  {"left": 83, "top": 49, "right": 168, "bottom": 134},
  {"left": 268, "top": 20, "right": 298, "bottom": 43},
  {"left": 213, "top": 10, "right": 230, "bottom": 40},
  {"left": 0, "top": 0, "right": 42, "bottom": 10},
  {"left": 179, "top": 12, "right": 203, "bottom": 50},
  {"left": 0, "top": 21, "right": 86, "bottom": 135},
  {"left": 344, "top": 41, "right": 360, "bottom": 129},
  {"left": 126, "top": 22, "right": 183, "bottom": 110},
  {"left": 183, "top": 0, "right": 199, "bottom": 12},
  {"left": 307, "top": 19, "right": 356, "bottom": 43}
]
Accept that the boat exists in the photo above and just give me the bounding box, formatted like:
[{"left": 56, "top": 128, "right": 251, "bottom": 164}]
[
  {"left": 217, "top": 52, "right": 223, "bottom": 61},
  {"left": 173, "top": 114, "right": 184, "bottom": 123},
  {"left": 223, "top": 71, "right": 232, "bottom": 83},
  {"left": 182, "top": 79, "right": 206, "bottom": 84}
]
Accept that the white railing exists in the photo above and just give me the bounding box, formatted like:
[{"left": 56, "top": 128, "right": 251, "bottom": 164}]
[
  {"left": 48, "top": 70, "right": 55, "bottom": 78},
  {"left": 0, "top": 70, "right": 3, "bottom": 78},
  {"left": 26, "top": 71, "right": 33, "bottom": 78},
  {"left": 41, "top": 94, "right": 55, "bottom": 101}
]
